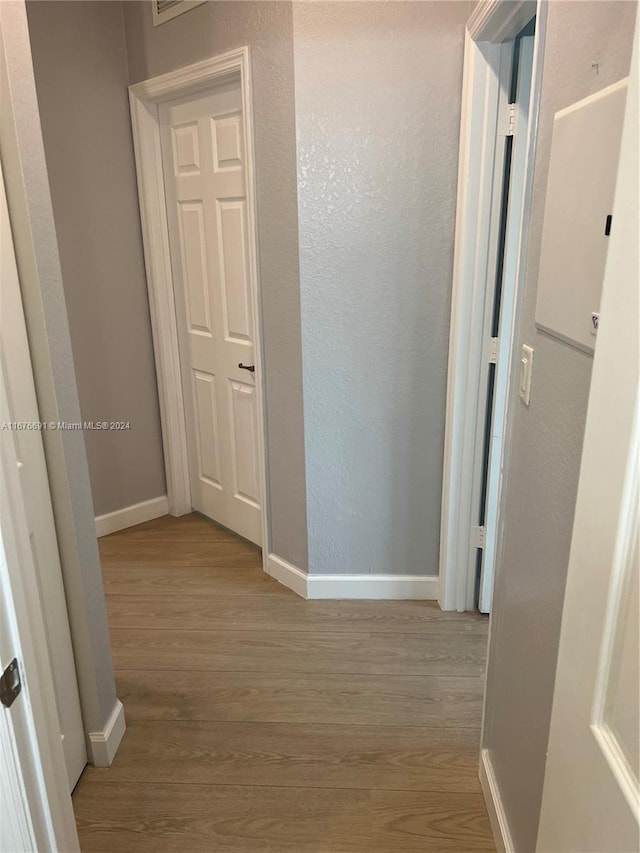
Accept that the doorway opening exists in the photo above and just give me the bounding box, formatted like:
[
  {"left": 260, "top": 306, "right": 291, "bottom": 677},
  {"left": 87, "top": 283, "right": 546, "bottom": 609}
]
[
  {"left": 439, "top": 0, "right": 545, "bottom": 614},
  {"left": 129, "top": 50, "right": 269, "bottom": 558},
  {"left": 474, "top": 17, "right": 536, "bottom": 613}
]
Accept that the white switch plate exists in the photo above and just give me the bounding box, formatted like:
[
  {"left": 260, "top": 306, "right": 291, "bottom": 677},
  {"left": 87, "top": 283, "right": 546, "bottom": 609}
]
[{"left": 519, "top": 344, "right": 534, "bottom": 406}]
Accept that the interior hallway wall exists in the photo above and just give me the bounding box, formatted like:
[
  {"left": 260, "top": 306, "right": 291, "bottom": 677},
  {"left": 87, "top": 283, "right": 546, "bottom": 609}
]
[
  {"left": 482, "top": 2, "right": 637, "bottom": 850},
  {"left": 123, "top": 0, "right": 308, "bottom": 570},
  {"left": 26, "top": 0, "right": 166, "bottom": 518},
  {"left": 292, "top": 0, "right": 471, "bottom": 576}
]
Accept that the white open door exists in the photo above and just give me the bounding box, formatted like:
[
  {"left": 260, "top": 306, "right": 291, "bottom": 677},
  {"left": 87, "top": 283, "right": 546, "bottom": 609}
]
[
  {"left": 0, "top": 379, "right": 80, "bottom": 852},
  {"left": 537, "top": 16, "right": 639, "bottom": 852},
  {"left": 0, "top": 163, "right": 86, "bottom": 789},
  {"left": 1, "top": 149, "right": 80, "bottom": 850},
  {"left": 0, "top": 284, "right": 80, "bottom": 853},
  {"left": 0, "top": 554, "right": 38, "bottom": 853}
]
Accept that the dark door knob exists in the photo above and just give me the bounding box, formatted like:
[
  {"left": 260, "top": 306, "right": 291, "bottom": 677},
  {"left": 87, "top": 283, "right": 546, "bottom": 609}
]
[{"left": 238, "top": 363, "right": 255, "bottom": 373}]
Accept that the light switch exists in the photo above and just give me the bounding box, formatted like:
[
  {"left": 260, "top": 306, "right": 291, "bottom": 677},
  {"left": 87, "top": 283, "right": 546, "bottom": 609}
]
[{"left": 519, "top": 344, "right": 534, "bottom": 406}]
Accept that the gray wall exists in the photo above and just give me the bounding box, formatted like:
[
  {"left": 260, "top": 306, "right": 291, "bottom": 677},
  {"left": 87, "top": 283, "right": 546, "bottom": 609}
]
[
  {"left": 0, "top": 0, "right": 117, "bottom": 736},
  {"left": 292, "top": 1, "right": 470, "bottom": 576},
  {"left": 123, "top": 0, "right": 308, "bottom": 569},
  {"left": 29, "top": 0, "right": 470, "bottom": 577},
  {"left": 26, "top": 0, "right": 166, "bottom": 517},
  {"left": 482, "top": 3, "right": 637, "bottom": 850}
]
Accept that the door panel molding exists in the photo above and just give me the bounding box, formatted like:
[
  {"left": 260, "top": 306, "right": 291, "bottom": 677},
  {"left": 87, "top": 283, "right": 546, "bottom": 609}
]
[{"left": 129, "top": 49, "right": 269, "bottom": 560}]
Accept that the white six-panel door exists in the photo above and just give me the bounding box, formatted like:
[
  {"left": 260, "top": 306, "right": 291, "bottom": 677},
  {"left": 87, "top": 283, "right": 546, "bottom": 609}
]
[{"left": 159, "top": 84, "right": 262, "bottom": 545}]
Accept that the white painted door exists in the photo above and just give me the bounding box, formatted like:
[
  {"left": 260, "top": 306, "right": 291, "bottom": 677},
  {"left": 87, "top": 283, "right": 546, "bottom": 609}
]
[
  {"left": 159, "top": 84, "right": 262, "bottom": 545},
  {"left": 0, "top": 540, "right": 38, "bottom": 853},
  {"left": 0, "top": 168, "right": 86, "bottom": 790},
  {"left": 1, "top": 358, "right": 80, "bottom": 853},
  {"left": 537, "top": 21, "right": 639, "bottom": 852}
]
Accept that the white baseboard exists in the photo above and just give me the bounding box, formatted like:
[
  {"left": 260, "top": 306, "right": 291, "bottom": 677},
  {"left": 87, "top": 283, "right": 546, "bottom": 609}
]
[
  {"left": 307, "top": 573, "right": 439, "bottom": 600},
  {"left": 95, "top": 495, "right": 169, "bottom": 537},
  {"left": 88, "top": 699, "right": 126, "bottom": 767},
  {"left": 264, "top": 555, "right": 439, "bottom": 601},
  {"left": 266, "top": 553, "right": 308, "bottom": 598},
  {"left": 479, "top": 748, "right": 515, "bottom": 853}
]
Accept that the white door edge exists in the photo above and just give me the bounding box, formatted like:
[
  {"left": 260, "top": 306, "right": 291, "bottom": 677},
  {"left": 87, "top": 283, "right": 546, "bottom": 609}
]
[
  {"left": 0, "top": 333, "right": 80, "bottom": 852},
  {"left": 129, "top": 48, "right": 270, "bottom": 564}
]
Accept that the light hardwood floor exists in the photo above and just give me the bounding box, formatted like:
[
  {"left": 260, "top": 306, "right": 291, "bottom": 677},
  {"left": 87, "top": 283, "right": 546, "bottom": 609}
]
[{"left": 73, "top": 513, "right": 495, "bottom": 852}]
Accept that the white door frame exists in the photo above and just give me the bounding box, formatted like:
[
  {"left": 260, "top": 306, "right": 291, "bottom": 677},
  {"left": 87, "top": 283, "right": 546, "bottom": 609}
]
[
  {"left": 129, "top": 47, "right": 270, "bottom": 558},
  {"left": 439, "top": 0, "right": 547, "bottom": 612}
]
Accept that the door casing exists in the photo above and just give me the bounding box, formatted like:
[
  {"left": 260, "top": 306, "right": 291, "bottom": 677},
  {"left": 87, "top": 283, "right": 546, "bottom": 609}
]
[
  {"left": 129, "top": 48, "right": 269, "bottom": 560},
  {"left": 439, "top": 0, "right": 547, "bottom": 612}
]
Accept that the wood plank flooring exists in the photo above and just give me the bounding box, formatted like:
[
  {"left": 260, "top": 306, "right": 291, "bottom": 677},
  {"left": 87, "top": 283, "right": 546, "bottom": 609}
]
[{"left": 73, "top": 513, "right": 495, "bottom": 852}]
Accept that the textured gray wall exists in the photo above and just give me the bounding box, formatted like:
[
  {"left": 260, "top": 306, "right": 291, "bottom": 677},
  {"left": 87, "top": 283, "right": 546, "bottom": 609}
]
[
  {"left": 0, "top": 0, "right": 117, "bottom": 735},
  {"left": 124, "top": 0, "right": 308, "bottom": 569},
  {"left": 482, "top": 3, "right": 637, "bottom": 850},
  {"left": 292, "top": 1, "right": 470, "bottom": 576},
  {"left": 26, "top": 1, "right": 166, "bottom": 517}
]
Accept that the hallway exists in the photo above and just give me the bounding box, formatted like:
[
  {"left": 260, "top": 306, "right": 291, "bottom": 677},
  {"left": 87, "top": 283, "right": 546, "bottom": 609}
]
[{"left": 72, "top": 514, "right": 495, "bottom": 851}]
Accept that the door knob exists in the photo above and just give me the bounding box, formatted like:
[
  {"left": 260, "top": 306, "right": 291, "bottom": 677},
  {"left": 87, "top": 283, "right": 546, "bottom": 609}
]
[{"left": 238, "top": 363, "right": 255, "bottom": 373}]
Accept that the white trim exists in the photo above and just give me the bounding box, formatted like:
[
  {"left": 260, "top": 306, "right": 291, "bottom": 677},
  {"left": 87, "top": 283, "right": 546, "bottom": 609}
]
[
  {"left": 151, "top": 0, "right": 206, "bottom": 28},
  {"left": 87, "top": 699, "right": 126, "bottom": 768},
  {"left": 439, "top": 29, "right": 506, "bottom": 612},
  {"left": 95, "top": 495, "right": 169, "bottom": 538},
  {"left": 468, "top": 0, "right": 536, "bottom": 43},
  {"left": 129, "top": 48, "right": 271, "bottom": 568},
  {"left": 266, "top": 554, "right": 308, "bottom": 599},
  {"left": 129, "top": 90, "right": 191, "bottom": 516},
  {"left": 480, "top": 748, "right": 515, "bottom": 853},
  {"left": 130, "top": 51, "right": 245, "bottom": 102},
  {"left": 307, "top": 574, "right": 439, "bottom": 601},
  {"left": 265, "top": 556, "right": 439, "bottom": 601},
  {"left": 439, "top": 0, "right": 546, "bottom": 612}
]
